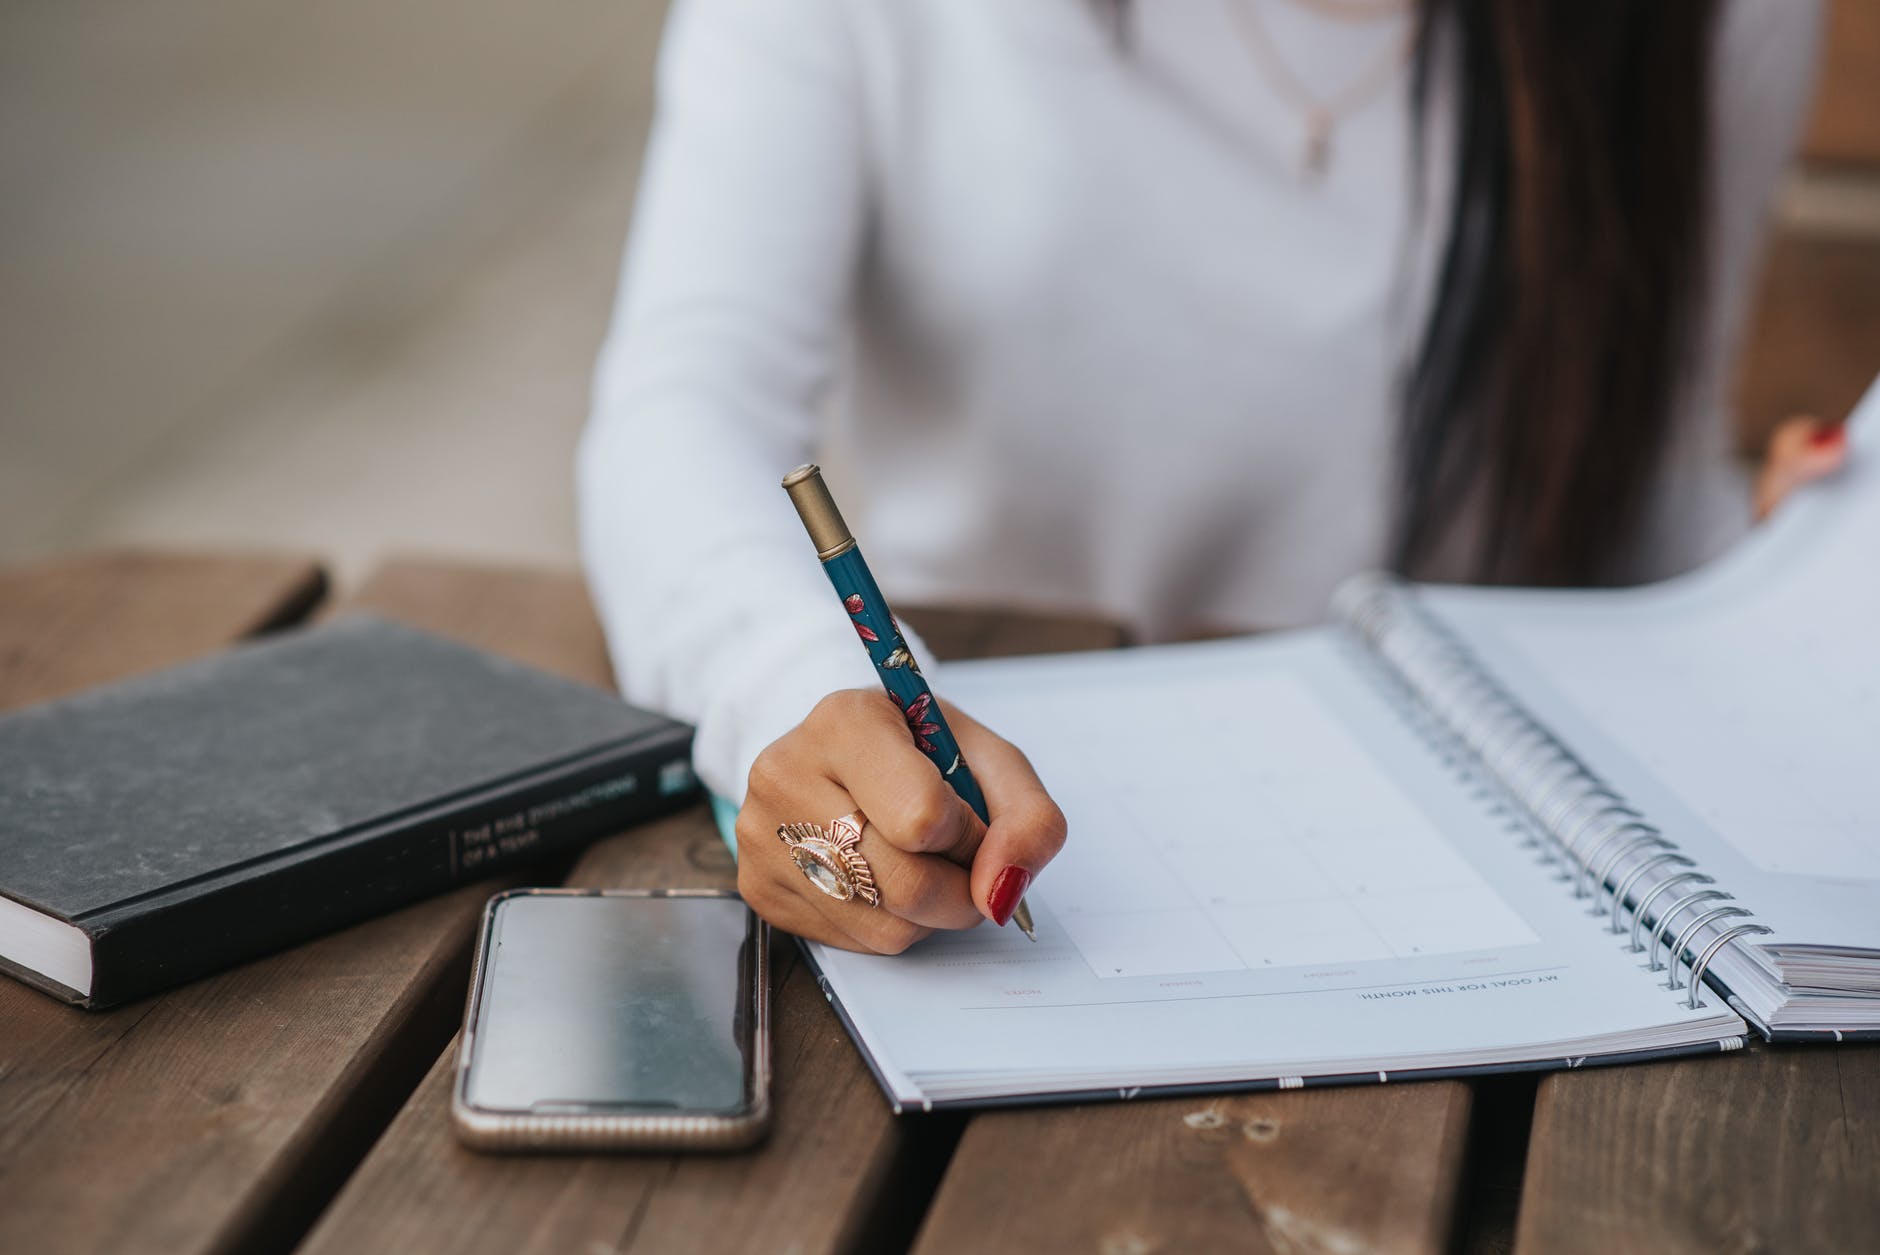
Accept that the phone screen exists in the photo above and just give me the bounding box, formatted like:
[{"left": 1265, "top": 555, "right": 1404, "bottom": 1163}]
[{"left": 464, "top": 893, "right": 756, "bottom": 1114}]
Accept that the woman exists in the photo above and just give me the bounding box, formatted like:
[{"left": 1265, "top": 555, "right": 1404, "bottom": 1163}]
[{"left": 578, "top": 0, "right": 1843, "bottom": 954}]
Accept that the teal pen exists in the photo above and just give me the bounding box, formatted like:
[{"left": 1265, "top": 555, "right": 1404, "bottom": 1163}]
[{"left": 782, "top": 464, "right": 1037, "bottom": 940}]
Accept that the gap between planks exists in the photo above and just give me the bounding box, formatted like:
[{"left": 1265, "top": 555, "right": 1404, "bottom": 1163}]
[
  {"left": 295, "top": 602, "right": 1121, "bottom": 1255},
  {"left": 0, "top": 555, "right": 601, "bottom": 1254}
]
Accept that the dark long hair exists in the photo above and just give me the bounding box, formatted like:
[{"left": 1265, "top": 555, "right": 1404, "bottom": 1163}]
[
  {"left": 1094, "top": 1, "right": 1718, "bottom": 584},
  {"left": 1400, "top": 1, "right": 1716, "bottom": 583}
]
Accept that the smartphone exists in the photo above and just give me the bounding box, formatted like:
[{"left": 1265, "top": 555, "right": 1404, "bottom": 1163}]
[{"left": 451, "top": 888, "right": 770, "bottom": 1152}]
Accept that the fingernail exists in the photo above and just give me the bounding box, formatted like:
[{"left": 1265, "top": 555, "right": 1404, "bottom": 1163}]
[
  {"left": 1809, "top": 423, "right": 1846, "bottom": 450},
  {"left": 988, "top": 865, "right": 1031, "bottom": 927}
]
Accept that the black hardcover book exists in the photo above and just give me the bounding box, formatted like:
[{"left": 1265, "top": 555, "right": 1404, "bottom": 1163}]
[{"left": 0, "top": 614, "right": 698, "bottom": 1009}]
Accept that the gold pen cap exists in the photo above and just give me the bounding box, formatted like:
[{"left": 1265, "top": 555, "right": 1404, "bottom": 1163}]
[{"left": 781, "top": 464, "right": 856, "bottom": 559}]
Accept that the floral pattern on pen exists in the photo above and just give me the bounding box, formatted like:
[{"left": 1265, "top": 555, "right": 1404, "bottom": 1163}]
[
  {"left": 903, "top": 692, "right": 942, "bottom": 753},
  {"left": 846, "top": 590, "right": 924, "bottom": 671},
  {"left": 843, "top": 593, "right": 880, "bottom": 643}
]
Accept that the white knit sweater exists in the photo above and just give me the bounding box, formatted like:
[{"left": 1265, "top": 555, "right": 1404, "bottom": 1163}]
[{"left": 579, "top": 0, "right": 1819, "bottom": 800}]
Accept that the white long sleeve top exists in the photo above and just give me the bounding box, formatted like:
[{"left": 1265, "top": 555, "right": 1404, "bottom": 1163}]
[{"left": 578, "top": 0, "right": 1819, "bottom": 802}]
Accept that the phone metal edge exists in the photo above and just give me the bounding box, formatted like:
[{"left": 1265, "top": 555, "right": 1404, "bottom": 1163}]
[{"left": 450, "top": 887, "right": 772, "bottom": 1153}]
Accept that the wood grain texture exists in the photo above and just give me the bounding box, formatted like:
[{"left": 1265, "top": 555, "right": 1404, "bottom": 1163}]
[
  {"left": 1735, "top": 232, "right": 1880, "bottom": 454},
  {"left": 299, "top": 811, "right": 952, "bottom": 1255},
  {"left": 901, "top": 604, "right": 1130, "bottom": 661},
  {"left": 1801, "top": 0, "right": 1880, "bottom": 166},
  {"left": 0, "top": 549, "right": 325, "bottom": 709},
  {"left": 906, "top": 613, "right": 1476, "bottom": 1255},
  {"left": 913, "top": 1082, "right": 1472, "bottom": 1255},
  {"left": 0, "top": 557, "right": 610, "bottom": 1255},
  {"left": 299, "top": 600, "right": 1131, "bottom": 1255},
  {"left": 0, "top": 550, "right": 328, "bottom": 1214},
  {"left": 1515, "top": 1043, "right": 1879, "bottom": 1254},
  {"left": 328, "top": 557, "right": 612, "bottom": 682}
]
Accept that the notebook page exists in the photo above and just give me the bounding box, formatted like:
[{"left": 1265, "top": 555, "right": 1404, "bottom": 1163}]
[
  {"left": 1418, "top": 382, "right": 1880, "bottom": 959},
  {"left": 806, "top": 631, "right": 1741, "bottom": 1108}
]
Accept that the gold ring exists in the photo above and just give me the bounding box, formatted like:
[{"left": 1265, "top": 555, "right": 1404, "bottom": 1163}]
[{"left": 777, "top": 811, "right": 879, "bottom": 907}]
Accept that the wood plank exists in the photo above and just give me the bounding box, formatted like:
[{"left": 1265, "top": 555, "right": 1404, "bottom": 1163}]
[
  {"left": 325, "top": 557, "right": 614, "bottom": 682},
  {"left": 902, "top": 604, "right": 1130, "bottom": 661},
  {"left": 0, "top": 549, "right": 325, "bottom": 708},
  {"left": 298, "top": 811, "right": 955, "bottom": 1255},
  {"left": 0, "top": 550, "right": 328, "bottom": 1196},
  {"left": 907, "top": 615, "right": 1475, "bottom": 1255},
  {"left": 0, "top": 558, "right": 610, "bottom": 1255},
  {"left": 1801, "top": 0, "right": 1880, "bottom": 167},
  {"left": 298, "top": 601, "right": 1132, "bottom": 1255},
  {"left": 913, "top": 1083, "right": 1472, "bottom": 1255},
  {"left": 1515, "top": 1043, "right": 1880, "bottom": 1253},
  {"left": 1735, "top": 231, "right": 1880, "bottom": 455}
]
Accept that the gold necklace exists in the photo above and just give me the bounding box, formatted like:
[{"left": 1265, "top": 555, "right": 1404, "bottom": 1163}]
[{"left": 1226, "top": 0, "right": 1415, "bottom": 179}]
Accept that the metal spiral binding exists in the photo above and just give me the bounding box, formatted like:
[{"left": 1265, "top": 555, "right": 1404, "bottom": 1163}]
[
  {"left": 1607, "top": 852, "right": 1692, "bottom": 930},
  {"left": 1684, "top": 925, "right": 1773, "bottom": 1010},
  {"left": 1587, "top": 829, "right": 1674, "bottom": 912},
  {"left": 1336, "top": 575, "right": 1773, "bottom": 1014},
  {"left": 1666, "top": 906, "right": 1751, "bottom": 987},
  {"left": 1630, "top": 872, "right": 1715, "bottom": 954}
]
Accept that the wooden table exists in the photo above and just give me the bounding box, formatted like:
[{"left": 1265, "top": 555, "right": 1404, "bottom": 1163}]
[{"left": 1, "top": 552, "right": 1874, "bottom": 1255}]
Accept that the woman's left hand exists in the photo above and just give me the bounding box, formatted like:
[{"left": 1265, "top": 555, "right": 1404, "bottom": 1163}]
[{"left": 1754, "top": 414, "right": 1848, "bottom": 521}]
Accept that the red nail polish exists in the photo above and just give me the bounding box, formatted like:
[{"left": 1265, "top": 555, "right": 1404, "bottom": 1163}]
[
  {"left": 988, "top": 866, "right": 1031, "bottom": 927},
  {"left": 1809, "top": 424, "right": 1845, "bottom": 450}
]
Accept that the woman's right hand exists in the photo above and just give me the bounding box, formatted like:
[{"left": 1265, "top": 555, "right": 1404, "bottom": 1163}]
[{"left": 735, "top": 689, "right": 1067, "bottom": 953}]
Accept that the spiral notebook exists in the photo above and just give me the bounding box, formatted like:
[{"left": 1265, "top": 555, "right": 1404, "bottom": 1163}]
[{"left": 802, "top": 382, "right": 1880, "bottom": 1112}]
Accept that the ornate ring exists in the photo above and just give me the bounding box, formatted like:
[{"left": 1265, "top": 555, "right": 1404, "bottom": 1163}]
[{"left": 777, "top": 811, "right": 880, "bottom": 907}]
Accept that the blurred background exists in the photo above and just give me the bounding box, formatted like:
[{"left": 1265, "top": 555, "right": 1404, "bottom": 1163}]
[{"left": 2, "top": 0, "right": 1876, "bottom": 588}]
